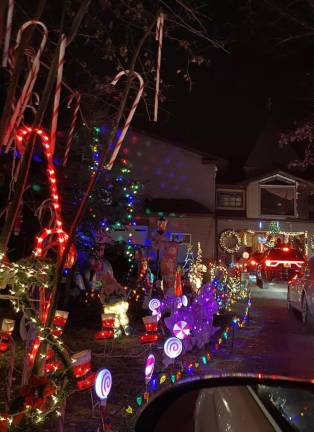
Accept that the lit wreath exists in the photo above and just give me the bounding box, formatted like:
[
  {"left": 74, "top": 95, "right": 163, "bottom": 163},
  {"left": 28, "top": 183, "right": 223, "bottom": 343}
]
[
  {"left": 310, "top": 235, "right": 314, "bottom": 251},
  {"left": 219, "top": 230, "right": 242, "bottom": 254}
]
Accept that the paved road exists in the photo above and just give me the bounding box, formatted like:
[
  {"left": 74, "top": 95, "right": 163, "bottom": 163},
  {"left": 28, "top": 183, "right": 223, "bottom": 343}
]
[{"left": 205, "top": 282, "right": 314, "bottom": 380}]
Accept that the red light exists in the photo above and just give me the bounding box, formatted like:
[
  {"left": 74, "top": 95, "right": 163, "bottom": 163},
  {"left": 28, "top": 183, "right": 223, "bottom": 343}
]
[
  {"left": 265, "top": 260, "right": 271, "bottom": 267},
  {"left": 282, "top": 247, "right": 290, "bottom": 252},
  {"left": 251, "top": 259, "right": 257, "bottom": 266}
]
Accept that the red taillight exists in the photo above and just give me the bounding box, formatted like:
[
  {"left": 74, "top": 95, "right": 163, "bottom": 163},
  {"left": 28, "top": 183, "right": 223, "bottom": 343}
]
[
  {"left": 251, "top": 259, "right": 257, "bottom": 266},
  {"left": 282, "top": 247, "right": 290, "bottom": 252}
]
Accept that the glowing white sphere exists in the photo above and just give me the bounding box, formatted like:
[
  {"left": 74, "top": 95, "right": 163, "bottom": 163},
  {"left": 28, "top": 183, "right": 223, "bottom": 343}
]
[
  {"left": 145, "top": 354, "right": 155, "bottom": 382},
  {"left": 242, "top": 251, "right": 249, "bottom": 259},
  {"left": 164, "top": 337, "right": 182, "bottom": 359},
  {"left": 95, "top": 369, "right": 112, "bottom": 400},
  {"left": 149, "top": 298, "right": 161, "bottom": 311},
  {"left": 182, "top": 295, "right": 188, "bottom": 307}
]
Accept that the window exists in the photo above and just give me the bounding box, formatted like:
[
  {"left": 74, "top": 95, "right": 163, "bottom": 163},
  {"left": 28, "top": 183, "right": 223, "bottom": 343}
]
[
  {"left": 216, "top": 190, "right": 244, "bottom": 209},
  {"left": 260, "top": 185, "right": 296, "bottom": 217},
  {"left": 170, "top": 232, "right": 192, "bottom": 244}
]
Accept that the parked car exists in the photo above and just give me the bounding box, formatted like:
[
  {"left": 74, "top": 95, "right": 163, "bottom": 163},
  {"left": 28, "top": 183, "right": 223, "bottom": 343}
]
[
  {"left": 288, "top": 260, "right": 314, "bottom": 325},
  {"left": 256, "top": 246, "right": 305, "bottom": 288}
]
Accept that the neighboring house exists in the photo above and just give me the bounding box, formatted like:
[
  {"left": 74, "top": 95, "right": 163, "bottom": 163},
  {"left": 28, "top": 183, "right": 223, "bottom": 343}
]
[
  {"left": 119, "top": 129, "right": 224, "bottom": 260},
  {"left": 216, "top": 170, "right": 314, "bottom": 257}
]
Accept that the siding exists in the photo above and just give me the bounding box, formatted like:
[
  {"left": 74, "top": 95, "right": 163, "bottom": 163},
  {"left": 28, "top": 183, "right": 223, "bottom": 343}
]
[
  {"left": 125, "top": 131, "right": 216, "bottom": 212},
  {"left": 147, "top": 215, "right": 215, "bottom": 260}
]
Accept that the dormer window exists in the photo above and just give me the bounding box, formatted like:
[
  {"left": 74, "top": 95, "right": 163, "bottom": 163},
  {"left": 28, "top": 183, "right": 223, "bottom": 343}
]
[{"left": 259, "top": 175, "right": 297, "bottom": 217}]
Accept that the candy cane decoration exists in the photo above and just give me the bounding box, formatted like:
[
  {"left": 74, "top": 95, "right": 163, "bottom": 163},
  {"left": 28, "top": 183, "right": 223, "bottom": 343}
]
[
  {"left": 2, "top": 0, "right": 15, "bottom": 68},
  {"left": 50, "top": 34, "right": 67, "bottom": 155},
  {"left": 62, "top": 91, "right": 80, "bottom": 166},
  {"left": 15, "top": 127, "right": 68, "bottom": 256},
  {"left": 106, "top": 70, "right": 144, "bottom": 170},
  {"left": 3, "top": 21, "right": 48, "bottom": 151},
  {"left": 154, "top": 12, "right": 164, "bottom": 122}
]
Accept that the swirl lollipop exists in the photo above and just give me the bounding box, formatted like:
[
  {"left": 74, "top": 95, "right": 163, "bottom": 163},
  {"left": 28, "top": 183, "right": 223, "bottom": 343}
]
[
  {"left": 149, "top": 298, "right": 161, "bottom": 311},
  {"left": 164, "top": 337, "right": 182, "bottom": 359},
  {"left": 95, "top": 368, "right": 112, "bottom": 401},
  {"left": 145, "top": 354, "right": 155, "bottom": 384}
]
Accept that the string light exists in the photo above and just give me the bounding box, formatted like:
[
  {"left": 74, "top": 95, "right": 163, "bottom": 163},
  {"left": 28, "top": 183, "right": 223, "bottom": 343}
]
[{"left": 125, "top": 295, "right": 252, "bottom": 416}]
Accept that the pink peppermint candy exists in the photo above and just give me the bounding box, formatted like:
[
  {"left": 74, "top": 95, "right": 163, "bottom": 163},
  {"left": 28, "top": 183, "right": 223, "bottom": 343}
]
[
  {"left": 145, "top": 354, "right": 155, "bottom": 383},
  {"left": 173, "top": 321, "right": 190, "bottom": 340}
]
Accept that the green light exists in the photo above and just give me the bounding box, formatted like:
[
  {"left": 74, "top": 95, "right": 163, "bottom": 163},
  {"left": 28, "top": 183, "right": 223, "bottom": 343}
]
[
  {"left": 136, "top": 396, "right": 143, "bottom": 407},
  {"left": 170, "top": 374, "right": 176, "bottom": 383},
  {"left": 201, "top": 356, "right": 207, "bottom": 365},
  {"left": 32, "top": 183, "right": 41, "bottom": 192}
]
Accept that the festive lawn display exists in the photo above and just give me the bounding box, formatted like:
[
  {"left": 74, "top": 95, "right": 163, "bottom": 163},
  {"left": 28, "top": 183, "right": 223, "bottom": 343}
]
[{"left": 0, "top": 3, "right": 247, "bottom": 432}]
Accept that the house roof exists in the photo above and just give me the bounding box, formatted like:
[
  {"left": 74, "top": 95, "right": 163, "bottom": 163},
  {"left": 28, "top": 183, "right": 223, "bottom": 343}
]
[
  {"left": 237, "top": 169, "right": 314, "bottom": 187},
  {"left": 144, "top": 198, "right": 211, "bottom": 216},
  {"left": 133, "top": 127, "right": 227, "bottom": 168},
  {"left": 244, "top": 118, "right": 298, "bottom": 172}
]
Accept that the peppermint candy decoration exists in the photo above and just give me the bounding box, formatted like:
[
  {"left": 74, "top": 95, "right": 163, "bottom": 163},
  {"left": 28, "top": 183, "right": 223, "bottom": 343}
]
[
  {"left": 173, "top": 321, "right": 190, "bottom": 340},
  {"left": 145, "top": 354, "right": 155, "bottom": 383},
  {"left": 149, "top": 298, "right": 161, "bottom": 311},
  {"left": 152, "top": 308, "right": 161, "bottom": 322},
  {"left": 164, "top": 337, "right": 182, "bottom": 359},
  {"left": 95, "top": 368, "right": 112, "bottom": 400}
]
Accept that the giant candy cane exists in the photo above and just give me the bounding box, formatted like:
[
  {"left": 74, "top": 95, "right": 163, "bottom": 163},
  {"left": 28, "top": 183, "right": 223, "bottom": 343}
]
[
  {"left": 62, "top": 91, "right": 81, "bottom": 167},
  {"left": 154, "top": 12, "right": 164, "bottom": 122},
  {"left": 2, "top": 0, "right": 15, "bottom": 68},
  {"left": 15, "top": 127, "right": 71, "bottom": 258},
  {"left": 106, "top": 70, "right": 144, "bottom": 170},
  {"left": 3, "top": 21, "right": 48, "bottom": 151},
  {"left": 50, "top": 34, "right": 67, "bottom": 154}
]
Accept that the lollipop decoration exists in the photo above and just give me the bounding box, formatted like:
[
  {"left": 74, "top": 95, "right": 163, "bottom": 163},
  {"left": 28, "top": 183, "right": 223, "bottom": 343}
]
[
  {"left": 145, "top": 354, "right": 155, "bottom": 384},
  {"left": 164, "top": 337, "right": 182, "bottom": 359},
  {"left": 173, "top": 321, "right": 190, "bottom": 340},
  {"left": 148, "top": 298, "right": 161, "bottom": 311},
  {"left": 182, "top": 295, "right": 188, "bottom": 307},
  {"left": 95, "top": 369, "right": 112, "bottom": 431}
]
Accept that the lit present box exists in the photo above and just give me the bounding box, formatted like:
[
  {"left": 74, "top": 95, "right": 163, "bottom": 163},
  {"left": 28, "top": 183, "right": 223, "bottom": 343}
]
[
  {"left": 77, "top": 372, "right": 96, "bottom": 390},
  {"left": 140, "top": 333, "right": 159, "bottom": 344},
  {"left": 95, "top": 330, "right": 114, "bottom": 340},
  {"left": 1, "top": 318, "right": 15, "bottom": 334},
  {"left": 142, "top": 315, "right": 158, "bottom": 333},
  {"left": 101, "top": 313, "right": 116, "bottom": 329},
  {"left": 71, "top": 349, "right": 92, "bottom": 378},
  {"left": 53, "top": 310, "right": 69, "bottom": 327}
]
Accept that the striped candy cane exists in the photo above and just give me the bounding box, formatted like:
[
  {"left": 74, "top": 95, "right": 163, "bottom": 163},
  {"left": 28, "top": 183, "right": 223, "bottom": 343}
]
[
  {"left": 154, "top": 12, "right": 164, "bottom": 122},
  {"left": 2, "top": 0, "right": 15, "bottom": 68},
  {"left": 3, "top": 20, "right": 48, "bottom": 151},
  {"left": 106, "top": 70, "right": 144, "bottom": 170},
  {"left": 50, "top": 34, "right": 67, "bottom": 155},
  {"left": 62, "top": 91, "right": 80, "bottom": 167}
]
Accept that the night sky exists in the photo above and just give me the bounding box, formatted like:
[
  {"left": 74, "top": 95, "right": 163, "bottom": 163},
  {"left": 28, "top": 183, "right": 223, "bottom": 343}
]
[{"left": 137, "top": 2, "right": 314, "bottom": 165}]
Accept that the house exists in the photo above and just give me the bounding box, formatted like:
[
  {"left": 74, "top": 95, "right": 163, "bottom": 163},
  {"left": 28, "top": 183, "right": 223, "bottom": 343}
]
[
  {"left": 216, "top": 169, "right": 314, "bottom": 258},
  {"left": 122, "top": 129, "right": 224, "bottom": 261}
]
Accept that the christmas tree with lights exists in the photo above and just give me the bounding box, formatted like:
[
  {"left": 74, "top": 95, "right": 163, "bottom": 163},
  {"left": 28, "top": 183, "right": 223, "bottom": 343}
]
[{"left": 76, "top": 126, "right": 143, "bottom": 281}]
